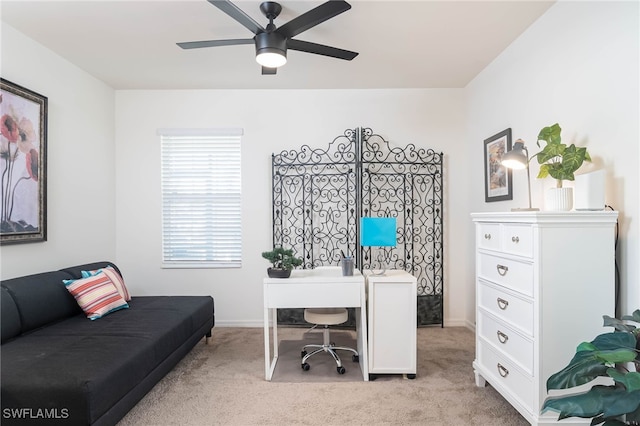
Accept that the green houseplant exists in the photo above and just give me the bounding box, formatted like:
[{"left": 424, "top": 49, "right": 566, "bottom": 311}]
[
  {"left": 535, "top": 123, "right": 592, "bottom": 188},
  {"left": 261, "top": 247, "right": 303, "bottom": 278},
  {"left": 534, "top": 123, "right": 591, "bottom": 210},
  {"left": 543, "top": 310, "right": 640, "bottom": 425}
]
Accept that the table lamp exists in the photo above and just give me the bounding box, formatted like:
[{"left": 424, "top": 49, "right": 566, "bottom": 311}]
[
  {"left": 360, "top": 217, "right": 397, "bottom": 275},
  {"left": 501, "top": 139, "right": 539, "bottom": 211}
]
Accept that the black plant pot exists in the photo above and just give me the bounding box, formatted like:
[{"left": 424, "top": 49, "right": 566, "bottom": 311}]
[{"left": 267, "top": 267, "right": 291, "bottom": 279}]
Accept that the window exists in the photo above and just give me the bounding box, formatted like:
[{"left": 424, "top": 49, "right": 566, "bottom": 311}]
[{"left": 159, "top": 129, "right": 242, "bottom": 268}]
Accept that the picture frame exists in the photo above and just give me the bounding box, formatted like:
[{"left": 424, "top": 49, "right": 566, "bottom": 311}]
[
  {"left": 1, "top": 79, "right": 48, "bottom": 244},
  {"left": 483, "top": 128, "right": 512, "bottom": 203}
]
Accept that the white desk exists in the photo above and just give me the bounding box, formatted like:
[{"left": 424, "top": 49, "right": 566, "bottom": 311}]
[{"left": 263, "top": 267, "right": 369, "bottom": 381}]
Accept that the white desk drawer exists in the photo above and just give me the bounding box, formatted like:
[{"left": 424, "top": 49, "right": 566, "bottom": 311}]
[
  {"left": 478, "top": 311, "right": 534, "bottom": 374},
  {"left": 478, "top": 253, "right": 534, "bottom": 297},
  {"left": 478, "top": 223, "right": 501, "bottom": 251},
  {"left": 502, "top": 224, "right": 533, "bottom": 258},
  {"left": 478, "top": 280, "right": 533, "bottom": 336},
  {"left": 265, "top": 282, "right": 361, "bottom": 308},
  {"left": 477, "top": 341, "right": 534, "bottom": 413}
]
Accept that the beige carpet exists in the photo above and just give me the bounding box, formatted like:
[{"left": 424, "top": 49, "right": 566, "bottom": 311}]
[{"left": 118, "top": 327, "right": 529, "bottom": 426}]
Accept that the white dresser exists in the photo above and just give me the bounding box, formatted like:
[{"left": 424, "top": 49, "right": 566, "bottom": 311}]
[{"left": 471, "top": 211, "right": 618, "bottom": 425}]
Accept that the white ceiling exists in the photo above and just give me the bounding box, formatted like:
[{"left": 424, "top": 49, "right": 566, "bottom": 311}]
[{"left": 1, "top": 0, "right": 554, "bottom": 90}]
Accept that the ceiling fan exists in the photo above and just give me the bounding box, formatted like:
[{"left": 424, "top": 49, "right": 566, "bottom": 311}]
[{"left": 177, "top": 0, "right": 359, "bottom": 75}]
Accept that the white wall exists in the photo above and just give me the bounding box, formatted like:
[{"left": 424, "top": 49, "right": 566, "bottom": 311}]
[
  {"left": 0, "top": 23, "right": 116, "bottom": 278},
  {"left": 114, "top": 89, "right": 468, "bottom": 326},
  {"left": 465, "top": 0, "right": 640, "bottom": 323}
]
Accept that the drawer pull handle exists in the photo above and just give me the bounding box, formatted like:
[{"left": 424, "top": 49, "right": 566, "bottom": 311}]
[
  {"left": 496, "top": 264, "right": 509, "bottom": 276},
  {"left": 497, "top": 298, "right": 509, "bottom": 310},
  {"left": 511, "top": 236, "right": 519, "bottom": 243},
  {"left": 497, "top": 330, "right": 509, "bottom": 344},
  {"left": 497, "top": 363, "right": 509, "bottom": 378},
  {"left": 484, "top": 233, "right": 491, "bottom": 240}
]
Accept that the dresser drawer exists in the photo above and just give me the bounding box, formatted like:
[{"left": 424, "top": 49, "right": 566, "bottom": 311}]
[
  {"left": 478, "top": 253, "right": 534, "bottom": 297},
  {"left": 502, "top": 224, "right": 533, "bottom": 258},
  {"left": 478, "top": 223, "right": 501, "bottom": 251},
  {"left": 477, "top": 341, "right": 534, "bottom": 413},
  {"left": 478, "top": 280, "right": 533, "bottom": 336},
  {"left": 478, "top": 311, "right": 534, "bottom": 374}
]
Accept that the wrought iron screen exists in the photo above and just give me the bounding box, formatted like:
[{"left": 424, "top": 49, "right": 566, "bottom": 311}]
[{"left": 271, "top": 128, "right": 443, "bottom": 326}]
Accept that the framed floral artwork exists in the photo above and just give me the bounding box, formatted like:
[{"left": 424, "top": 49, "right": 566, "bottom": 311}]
[
  {"left": 0, "top": 79, "right": 47, "bottom": 244},
  {"left": 483, "top": 128, "right": 512, "bottom": 203}
]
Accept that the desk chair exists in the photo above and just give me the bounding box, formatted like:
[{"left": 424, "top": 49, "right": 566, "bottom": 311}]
[{"left": 301, "top": 308, "right": 359, "bottom": 374}]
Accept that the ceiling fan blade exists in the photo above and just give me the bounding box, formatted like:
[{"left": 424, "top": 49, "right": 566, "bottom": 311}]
[
  {"left": 277, "top": 0, "right": 351, "bottom": 39},
  {"left": 262, "top": 66, "right": 277, "bottom": 75},
  {"left": 207, "top": 0, "right": 265, "bottom": 35},
  {"left": 287, "top": 39, "right": 358, "bottom": 61},
  {"left": 177, "top": 39, "right": 254, "bottom": 49}
]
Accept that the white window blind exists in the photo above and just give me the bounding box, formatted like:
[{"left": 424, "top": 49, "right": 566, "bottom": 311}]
[{"left": 159, "top": 129, "right": 242, "bottom": 268}]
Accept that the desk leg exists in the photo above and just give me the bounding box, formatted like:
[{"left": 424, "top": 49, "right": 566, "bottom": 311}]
[
  {"left": 272, "top": 308, "right": 279, "bottom": 360},
  {"left": 264, "top": 306, "right": 271, "bottom": 381},
  {"left": 264, "top": 307, "right": 279, "bottom": 381},
  {"left": 356, "top": 306, "right": 369, "bottom": 381}
]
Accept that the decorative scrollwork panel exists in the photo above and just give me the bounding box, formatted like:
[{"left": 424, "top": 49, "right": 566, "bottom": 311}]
[{"left": 271, "top": 127, "right": 444, "bottom": 326}]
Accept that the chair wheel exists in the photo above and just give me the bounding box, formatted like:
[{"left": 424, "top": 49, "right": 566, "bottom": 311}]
[
  {"left": 352, "top": 355, "right": 359, "bottom": 363},
  {"left": 407, "top": 374, "right": 416, "bottom": 379},
  {"left": 302, "top": 363, "right": 310, "bottom": 371},
  {"left": 337, "top": 366, "right": 346, "bottom": 374},
  {"left": 301, "top": 350, "right": 307, "bottom": 358}
]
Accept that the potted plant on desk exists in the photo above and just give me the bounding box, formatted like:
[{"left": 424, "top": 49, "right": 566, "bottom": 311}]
[{"left": 262, "top": 247, "right": 303, "bottom": 278}]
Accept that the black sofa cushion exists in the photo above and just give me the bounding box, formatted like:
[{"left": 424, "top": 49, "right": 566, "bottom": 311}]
[
  {"left": 2, "top": 271, "right": 81, "bottom": 335},
  {"left": 1, "top": 295, "right": 214, "bottom": 425},
  {"left": 1, "top": 287, "right": 21, "bottom": 343}
]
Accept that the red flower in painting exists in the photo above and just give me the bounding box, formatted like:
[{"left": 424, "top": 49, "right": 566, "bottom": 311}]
[
  {"left": 1, "top": 114, "right": 19, "bottom": 143},
  {"left": 26, "top": 149, "right": 39, "bottom": 182}
]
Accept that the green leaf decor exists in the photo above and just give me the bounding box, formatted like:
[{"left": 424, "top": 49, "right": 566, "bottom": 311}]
[
  {"left": 543, "top": 310, "right": 640, "bottom": 425},
  {"left": 534, "top": 123, "right": 591, "bottom": 187},
  {"left": 261, "top": 247, "right": 303, "bottom": 271}
]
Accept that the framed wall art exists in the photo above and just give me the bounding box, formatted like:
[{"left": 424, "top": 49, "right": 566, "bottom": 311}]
[
  {"left": 483, "top": 128, "right": 512, "bottom": 203},
  {"left": 0, "top": 79, "right": 48, "bottom": 244}
]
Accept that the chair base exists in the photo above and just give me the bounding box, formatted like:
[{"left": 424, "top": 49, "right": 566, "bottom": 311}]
[{"left": 301, "top": 325, "right": 358, "bottom": 374}]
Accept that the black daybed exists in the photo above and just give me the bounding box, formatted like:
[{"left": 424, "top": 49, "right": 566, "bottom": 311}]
[{"left": 1, "top": 261, "right": 214, "bottom": 426}]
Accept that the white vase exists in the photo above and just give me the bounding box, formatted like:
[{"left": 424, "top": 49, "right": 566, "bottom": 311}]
[{"left": 545, "top": 187, "right": 573, "bottom": 211}]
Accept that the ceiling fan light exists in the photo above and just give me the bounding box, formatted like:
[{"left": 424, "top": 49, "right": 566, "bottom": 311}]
[
  {"left": 255, "top": 31, "right": 287, "bottom": 68},
  {"left": 256, "top": 49, "right": 287, "bottom": 68}
]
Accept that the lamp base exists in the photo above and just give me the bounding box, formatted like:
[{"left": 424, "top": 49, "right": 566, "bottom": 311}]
[{"left": 510, "top": 207, "right": 540, "bottom": 212}]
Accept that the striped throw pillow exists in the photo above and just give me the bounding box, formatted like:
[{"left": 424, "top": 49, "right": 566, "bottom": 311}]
[
  {"left": 64, "top": 271, "right": 129, "bottom": 320},
  {"left": 81, "top": 266, "right": 131, "bottom": 301}
]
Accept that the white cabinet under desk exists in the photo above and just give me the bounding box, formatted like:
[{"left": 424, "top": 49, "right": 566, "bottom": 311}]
[
  {"left": 471, "top": 211, "right": 618, "bottom": 426},
  {"left": 365, "top": 270, "right": 417, "bottom": 378}
]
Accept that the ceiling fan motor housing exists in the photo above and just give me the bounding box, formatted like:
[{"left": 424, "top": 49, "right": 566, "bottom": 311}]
[{"left": 255, "top": 31, "right": 287, "bottom": 59}]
